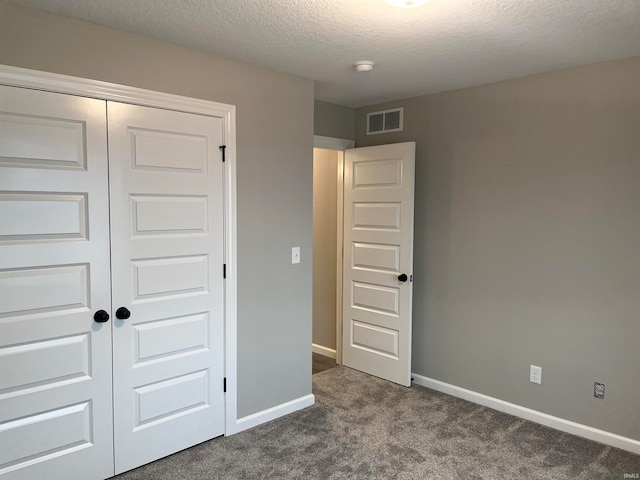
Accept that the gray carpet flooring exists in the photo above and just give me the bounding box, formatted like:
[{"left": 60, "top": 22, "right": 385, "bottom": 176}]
[{"left": 114, "top": 366, "right": 640, "bottom": 479}]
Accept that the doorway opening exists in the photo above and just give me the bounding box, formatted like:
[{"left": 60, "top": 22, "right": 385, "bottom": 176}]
[
  {"left": 312, "top": 136, "right": 354, "bottom": 372},
  {"left": 312, "top": 136, "right": 416, "bottom": 386}
]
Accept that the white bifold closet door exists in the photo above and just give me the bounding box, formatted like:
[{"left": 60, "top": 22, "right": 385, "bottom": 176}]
[
  {"left": 108, "top": 102, "right": 225, "bottom": 474},
  {"left": 0, "top": 85, "right": 225, "bottom": 480},
  {"left": 0, "top": 86, "right": 115, "bottom": 480}
]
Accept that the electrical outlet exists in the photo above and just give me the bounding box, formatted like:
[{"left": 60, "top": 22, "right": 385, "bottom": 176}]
[
  {"left": 594, "top": 382, "right": 605, "bottom": 399},
  {"left": 530, "top": 365, "right": 542, "bottom": 385}
]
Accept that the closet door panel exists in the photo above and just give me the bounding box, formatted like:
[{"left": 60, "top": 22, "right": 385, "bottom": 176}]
[
  {"left": 107, "top": 102, "right": 225, "bottom": 474},
  {"left": 0, "top": 86, "right": 114, "bottom": 480}
]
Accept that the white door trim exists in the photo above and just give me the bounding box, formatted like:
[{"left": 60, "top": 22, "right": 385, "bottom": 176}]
[
  {"left": 335, "top": 151, "right": 344, "bottom": 365},
  {"left": 313, "top": 135, "right": 355, "bottom": 150},
  {"left": 0, "top": 64, "right": 239, "bottom": 436}
]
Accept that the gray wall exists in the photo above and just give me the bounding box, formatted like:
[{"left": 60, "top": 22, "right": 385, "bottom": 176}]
[
  {"left": 0, "top": 1, "right": 314, "bottom": 419},
  {"left": 355, "top": 57, "right": 640, "bottom": 441},
  {"left": 314, "top": 100, "right": 355, "bottom": 140},
  {"left": 312, "top": 148, "right": 338, "bottom": 350}
]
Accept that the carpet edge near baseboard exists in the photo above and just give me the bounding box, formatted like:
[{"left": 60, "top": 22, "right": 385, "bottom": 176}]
[
  {"left": 411, "top": 373, "right": 640, "bottom": 455},
  {"left": 233, "top": 394, "right": 315, "bottom": 435}
]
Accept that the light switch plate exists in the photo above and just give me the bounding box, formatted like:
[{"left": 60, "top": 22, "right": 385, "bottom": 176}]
[{"left": 292, "top": 247, "right": 300, "bottom": 264}]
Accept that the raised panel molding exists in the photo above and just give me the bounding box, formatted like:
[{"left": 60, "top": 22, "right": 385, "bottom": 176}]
[
  {"left": 352, "top": 242, "right": 400, "bottom": 273},
  {"left": 352, "top": 282, "right": 399, "bottom": 316},
  {"left": 134, "top": 370, "right": 209, "bottom": 428},
  {"left": 0, "top": 402, "right": 92, "bottom": 474},
  {"left": 132, "top": 255, "right": 209, "bottom": 302},
  {"left": 130, "top": 195, "right": 208, "bottom": 237},
  {"left": 353, "top": 202, "right": 401, "bottom": 231},
  {"left": 350, "top": 320, "right": 399, "bottom": 358},
  {"left": 129, "top": 128, "right": 208, "bottom": 174},
  {"left": 0, "top": 192, "right": 88, "bottom": 243},
  {"left": 0, "top": 112, "right": 86, "bottom": 170},
  {"left": 0, "top": 335, "right": 90, "bottom": 395},
  {"left": 353, "top": 158, "right": 402, "bottom": 188},
  {"left": 0, "top": 264, "right": 90, "bottom": 319},
  {"left": 134, "top": 312, "right": 210, "bottom": 364}
]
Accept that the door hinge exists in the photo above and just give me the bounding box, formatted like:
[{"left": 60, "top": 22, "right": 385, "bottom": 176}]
[
  {"left": 223, "top": 264, "right": 226, "bottom": 279},
  {"left": 223, "top": 377, "right": 227, "bottom": 393},
  {"left": 219, "top": 145, "right": 226, "bottom": 162}
]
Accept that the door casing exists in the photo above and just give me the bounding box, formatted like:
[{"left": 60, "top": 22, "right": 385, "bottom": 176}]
[{"left": 0, "top": 64, "right": 239, "bottom": 435}]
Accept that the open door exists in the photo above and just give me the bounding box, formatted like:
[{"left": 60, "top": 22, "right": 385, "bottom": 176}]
[{"left": 341, "top": 142, "right": 415, "bottom": 386}]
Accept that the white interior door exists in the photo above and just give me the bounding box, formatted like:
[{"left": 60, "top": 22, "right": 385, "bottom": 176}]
[
  {"left": 107, "top": 102, "right": 225, "bottom": 474},
  {"left": 0, "top": 86, "right": 114, "bottom": 479},
  {"left": 342, "top": 142, "right": 415, "bottom": 386}
]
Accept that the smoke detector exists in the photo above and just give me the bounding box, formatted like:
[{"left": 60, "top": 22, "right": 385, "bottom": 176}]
[{"left": 354, "top": 61, "right": 375, "bottom": 72}]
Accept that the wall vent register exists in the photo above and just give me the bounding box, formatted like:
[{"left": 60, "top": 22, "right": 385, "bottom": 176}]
[{"left": 366, "top": 108, "right": 404, "bottom": 135}]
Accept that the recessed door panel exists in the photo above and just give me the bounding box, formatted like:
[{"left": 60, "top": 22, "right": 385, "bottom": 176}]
[
  {"left": 0, "top": 193, "right": 87, "bottom": 243},
  {"left": 135, "top": 370, "right": 209, "bottom": 426},
  {"left": 0, "top": 402, "right": 92, "bottom": 475},
  {"left": 352, "top": 282, "right": 399, "bottom": 317},
  {"left": 0, "top": 112, "right": 86, "bottom": 170},
  {"left": 0, "top": 85, "right": 113, "bottom": 480},
  {"left": 132, "top": 255, "right": 209, "bottom": 301},
  {"left": 129, "top": 128, "right": 208, "bottom": 174},
  {"left": 134, "top": 313, "right": 209, "bottom": 364},
  {"left": 353, "top": 202, "right": 401, "bottom": 230},
  {"left": 0, "top": 335, "right": 90, "bottom": 393},
  {"left": 0, "top": 264, "right": 89, "bottom": 318},
  {"left": 131, "top": 195, "right": 208, "bottom": 236},
  {"left": 352, "top": 242, "right": 400, "bottom": 273},
  {"left": 352, "top": 158, "right": 402, "bottom": 188},
  {"left": 351, "top": 320, "right": 399, "bottom": 358}
]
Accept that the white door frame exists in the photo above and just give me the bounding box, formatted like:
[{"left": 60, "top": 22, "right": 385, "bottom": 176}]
[
  {"left": 313, "top": 135, "right": 354, "bottom": 365},
  {"left": 0, "top": 64, "right": 239, "bottom": 435}
]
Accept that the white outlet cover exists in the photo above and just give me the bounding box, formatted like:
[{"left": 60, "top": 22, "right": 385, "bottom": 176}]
[
  {"left": 292, "top": 247, "right": 301, "bottom": 264},
  {"left": 530, "top": 365, "right": 542, "bottom": 385}
]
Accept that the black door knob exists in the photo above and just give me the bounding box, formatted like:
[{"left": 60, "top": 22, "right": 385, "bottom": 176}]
[
  {"left": 398, "top": 273, "right": 408, "bottom": 282},
  {"left": 116, "top": 307, "right": 131, "bottom": 320},
  {"left": 94, "top": 310, "right": 110, "bottom": 323}
]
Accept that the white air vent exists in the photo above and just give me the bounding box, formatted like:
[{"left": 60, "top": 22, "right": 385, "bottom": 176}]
[{"left": 366, "top": 108, "right": 403, "bottom": 135}]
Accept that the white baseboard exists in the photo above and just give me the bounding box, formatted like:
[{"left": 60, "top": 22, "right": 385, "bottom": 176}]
[
  {"left": 234, "top": 394, "right": 315, "bottom": 434},
  {"left": 312, "top": 344, "right": 337, "bottom": 359},
  {"left": 412, "top": 373, "right": 640, "bottom": 455}
]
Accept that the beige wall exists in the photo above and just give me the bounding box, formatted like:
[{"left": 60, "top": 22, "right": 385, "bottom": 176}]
[
  {"left": 0, "top": 1, "right": 314, "bottom": 419},
  {"left": 355, "top": 57, "right": 640, "bottom": 440},
  {"left": 314, "top": 100, "right": 355, "bottom": 140},
  {"left": 312, "top": 149, "right": 338, "bottom": 350}
]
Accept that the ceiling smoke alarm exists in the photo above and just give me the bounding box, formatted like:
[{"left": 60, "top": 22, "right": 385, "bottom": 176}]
[{"left": 354, "top": 61, "right": 375, "bottom": 72}]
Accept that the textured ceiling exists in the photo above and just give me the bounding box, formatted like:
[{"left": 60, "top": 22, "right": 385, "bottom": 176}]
[{"left": 7, "top": 0, "right": 640, "bottom": 107}]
